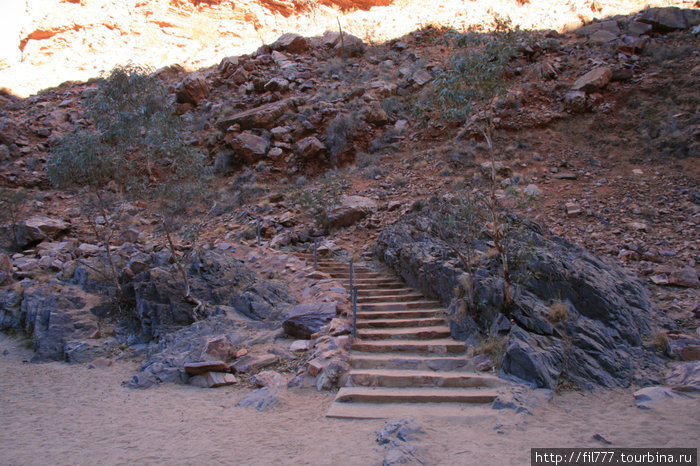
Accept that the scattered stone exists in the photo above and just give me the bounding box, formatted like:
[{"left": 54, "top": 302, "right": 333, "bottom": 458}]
[
  {"left": 175, "top": 74, "right": 210, "bottom": 106},
  {"left": 264, "top": 77, "right": 290, "bottom": 92},
  {"left": 589, "top": 30, "right": 618, "bottom": 44},
  {"left": 633, "top": 386, "right": 690, "bottom": 409},
  {"left": 290, "top": 340, "right": 311, "bottom": 352},
  {"left": 237, "top": 387, "right": 280, "bottom": 411},
  {"left": 376, "top": 418, "right": 426, "bottom": 445},
  {"left": 669, "top": 338, "right": 700, "bottom": 361},
  {"left": 306, "top": 358, "right": 324, "bottom": 377},
  {"left": 327, "top": 195, "right": 379, "bottom": 229},
  {"left": 335, "top": 34, "right": 366, "bottom": 57},
  {"left": 522, "top": 184, "right": 542, "bottom": 198},
  {"left": 200, "top": 335, "right": 235, "bottom": 362},
  {"left": 668, "top": 268, "right": 698, "bottom": 288},
  {"left": 572, "top": 67, "right": 612, "bottom": 92},
  {"left": 231, "top": 354, "right": 278, "bottom": 373},
  {"left": 564, "top": 91, "right": 588, "bottom": 113},
  {"left": 184, "top": 360, "right": 230, "bottom": 375},
  {"left": 566, "top": 202, "right": 582, "bottom": 217},
  {"left": 271, "top": 33, "right": 309, "bottom": 54},
  {"left": 639, "top": 7, "right": 700, "bottom": 32},
  {"left": 217, "top": 98, "right": 297, "bottom": 131},
  {"left": 411, "top": 70, "right": 432, "bottom": 86},
  {"left": 628, "top": 20, "right": 653, "bottom": 36},
  {"left": 363, "top": 101, "right": 389, "bottom": 126},
  {"left": 480, "top": 161, "right": 510, "bottom": 178},
  {"left": 665, "top": 362, "right": 700, "bottom": 392},
  {"left": 553, "top": 171, "right": 577, "bottom": 180},
  {"left": 189, "top": 371, "right": 237, "bottom": 388},
  {"left": 471, "top": 354, "right": 494, "bottom": 372},
  {"left": 592, "top": 434, "right": 613, "bottom": 445},
  {"left": 295, "top": 136, "right": 325, "bottom": 160},
  {"left": 231, "top": 131, "right": 269, "bottom": 163},
  {"left": 251, "top": 370, "right": 287, "bottom": 388},
  {"left": 283, "top": 302, "right": 336, "bottom": 339}
]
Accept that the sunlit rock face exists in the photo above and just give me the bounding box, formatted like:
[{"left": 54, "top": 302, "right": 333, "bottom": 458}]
[{"left": 0, "top": 0, "right": 681, "bottom": 96}]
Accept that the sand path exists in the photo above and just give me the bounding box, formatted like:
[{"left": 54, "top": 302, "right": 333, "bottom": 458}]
[{"left": 1, "top": 334, "right": 698, "bottom": 465}]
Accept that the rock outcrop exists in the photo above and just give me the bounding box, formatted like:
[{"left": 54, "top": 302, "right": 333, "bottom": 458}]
[{"left": 376, "top": 206, "right": 674, "bottom": 389}]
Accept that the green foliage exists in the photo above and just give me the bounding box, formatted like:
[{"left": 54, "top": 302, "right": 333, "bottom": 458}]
[
  {"left": 48, "top": 64, "right": 208, "bottom": 198},
  {"left": 291, "top": 173, "right": 348, "bottom": 229},
  {"left": 325, "top": 113, "right": 357, "bottom": 167},
  {"left": 0, "top": 187, "right": 26, "bottom": 251},
  {"left": 432, "top": 17, "right": 541, "bottom": 121}
]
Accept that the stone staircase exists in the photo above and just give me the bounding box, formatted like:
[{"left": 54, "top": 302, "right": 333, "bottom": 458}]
[{"left": 295, "top": 253, "right": 507, "bottom": 420}]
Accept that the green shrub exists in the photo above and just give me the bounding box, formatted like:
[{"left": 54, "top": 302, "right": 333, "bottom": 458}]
[{"left": 432, "top": 17, "right": 541, "bottom": 121}]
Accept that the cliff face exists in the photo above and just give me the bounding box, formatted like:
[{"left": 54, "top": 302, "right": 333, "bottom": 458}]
[
  {"left": 2, "top": 0, "right": 395, "bottom": 96},
  {"left": 0, "top": 0, "right": 689, "bottom": 97}
]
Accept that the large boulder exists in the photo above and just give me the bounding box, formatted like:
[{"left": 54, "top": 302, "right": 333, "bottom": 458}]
[
  {"left": 639, "top": 7, "right": 700, "bottom": 32},
  {"left": 230, "top": 131, "right": 269, "bottom": 163},
  {"left": 175, "top": 74, "right": 210, "bottom": 106},
  {"left": 2, "top": 282, "right": 103, "bottom": 362},
  {"left": 126, "top": 250, "right": 295, "bottom": 340},
  {"left": 271, "top": 33, "right": 309, "bottom": 54},
  {"left": 327, "top": 195, "right": 378, "bottom": 229},
  {"left": 216, "top": 98, "right": 298, "bottom": 131},
  {"left": 376, "top": 206, "right": 673, "bottom": 389},
  {"left": 283, "top": 302, "right": 336, "bottom": 339}
]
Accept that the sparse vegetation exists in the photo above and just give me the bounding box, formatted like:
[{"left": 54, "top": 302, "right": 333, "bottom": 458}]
[
  {"left": 48, "top": 64, "right": 211, "bottom": 314},
  {"left": 548, "top": 300, "right": 569, "bottom": 323},
  {"left": 476, "top": 335, "right": 508, "bottom": 370},
  {"left": 325, "top": 113, "right": 358, "bottom": 167},
  {"left": 0, "top": 188, "right": 26, "bottom": 251}
]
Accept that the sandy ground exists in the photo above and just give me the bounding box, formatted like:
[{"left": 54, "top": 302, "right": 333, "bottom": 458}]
[{"left": 0, "top": 334, "right": 698, "bottom": 466}]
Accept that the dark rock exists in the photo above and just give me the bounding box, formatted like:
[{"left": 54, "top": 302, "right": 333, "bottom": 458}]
[
  {"left": 376, "top": 418, "right": 426, "bottom": 445},
  {"left": 633, "top": 386, "right": 691, "bottom": 409},
  {"left": 189, "top": 371, "right": 237, "bottom": 388},
  {"left": 184, "top": 360, "right": 230, "bottom": 375},
  {"left": 11, "top": 282, "right": 102, "bottom": 362},
  {"left": 283, "top": 302, "right": 336, "bottom": 339},
  {"left": 376, "top": 208, "right": 673, "bottom": 389},
  {"left": 230, "top": 131, "right": 269, "bottom": 163},
  {"left": 127, "top": 250, "right": 294, "bottom": 340},
  {"left": 572, "top": 67, "right": 612, "bottom": 92},
  {"left": 218, "top": 56, "right": 240, "bottom": 78},
  {"left": 216, "top": 98, "right": 298, "bottom": 131},
  {"left": 327, "top": 196, "right": 378, "bottom": 229},
  {"left": 335, "top": 34, "right": 366, "bottom": 57},
  {"left": 295, "top": 136, "right": 326, "bottom": 160},
  {"left": 666, "top": 362, "right": 700, "bottom": 392},
  {"left": 251, "top": 370, "right": 287, "bottom": 387},
  {"left": 230, "top": 353, "right": 278, "bottom": 373},
  {"left": 201, "top": 335, "right": 236, "bottom": 361},
  {"left": 639, "top": 7, "right": 700, "bottom": 32},
  {"left": 64, "top": 338, "right": 118, "bottom": 364},
  {"left": 271, "top": 33, "right": 309, "bottom": 54},
  {"left": 175, "top": 74, "right": 210, "bottom": 106},
  {"left": 236, "top": 387, "right": 280, "bottom": 411}
]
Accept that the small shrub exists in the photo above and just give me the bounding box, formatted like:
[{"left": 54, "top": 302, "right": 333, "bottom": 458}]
[
  {"left": 476, "top": 336, "right": 508, "bottom": 370},
  {"left": 325, "top": 113, "right": 357, "bottom": 166},
  {"left": 650, "top": 331, "right": 670, "bottom": 353},
  {"left": 548, "top": 300, "right": 569, "bottom": 323},
  {"left": 0, "top": 188, "right": 26, "bottom": 251}
]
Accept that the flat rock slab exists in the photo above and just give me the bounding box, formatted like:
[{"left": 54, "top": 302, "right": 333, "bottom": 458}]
[
  {"left": 189, "top": 371, "right": 237, "bottom": 388},
  {"left": 283, "top": 302, "right": 336, "bottom": 339},
  {"left": 184, "top": 360, "right": 230, "bottom": 375},
  {"left": 216, "top": 98, "right": 297, "bottom": 130},
  {"left": 237, "top": 387, "right": 280, "bottom": 411},
  {"left": 230, "top": 354, "right": 278, "bottom": 373}
]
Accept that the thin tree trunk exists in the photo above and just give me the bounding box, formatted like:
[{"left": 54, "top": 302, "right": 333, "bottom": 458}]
[{"left": 94, "top": 191, "right": 121, "bottom": 296}]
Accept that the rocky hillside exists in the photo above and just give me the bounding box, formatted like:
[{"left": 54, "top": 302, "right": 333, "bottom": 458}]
[
  {"left": 0, "top": 4, "right": 698, "bottom": 392},
  {"left": 0, "top": 0, "right": 691, "bottom": 96}
]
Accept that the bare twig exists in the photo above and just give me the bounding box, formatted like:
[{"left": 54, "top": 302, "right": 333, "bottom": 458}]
[{"left": 337, "top": 17, "right": 346, "bottom": 59}]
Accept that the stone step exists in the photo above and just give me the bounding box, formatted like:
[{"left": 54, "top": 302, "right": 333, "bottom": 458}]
[
  {"left": 351, "top": 339, "right": 466, "bottom": 354},
  {"left": 357, "top": 288, "right": 416, "bottom": 297},
  {"left": 331, "top": 272, "right": 382, "bottom": 279},
  {"left": 357, "top": 293, "right": 425, "bottom": 304},
  {"left": 355, "top": 317, "right": 446, "bottom": 329},
  {"left": 318, "top": 266, "right": 373, "bottom": 274},
  {"left": 334, "top": 386, "right": 499, "bottom": 404},
  {"left": 347, "top": 281, "right": 406, "bottom": 290},
  {"left": 326, "top": 401, "right": 498, "bottom": 420},
  {"left": 356, "top": 309, "right": 445, "bottom": 320},
  {"left": 357, "top": 326, "right": 452, "bottom": 340},
  {"left": 347, "top": 369, "right": 504, "bottom": 389},
  {"left": 350, "top": 353, "right": 471, "bottom": 371},
  {"left": 359, "top": 301, "right": 442, "bottom": 311}
]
